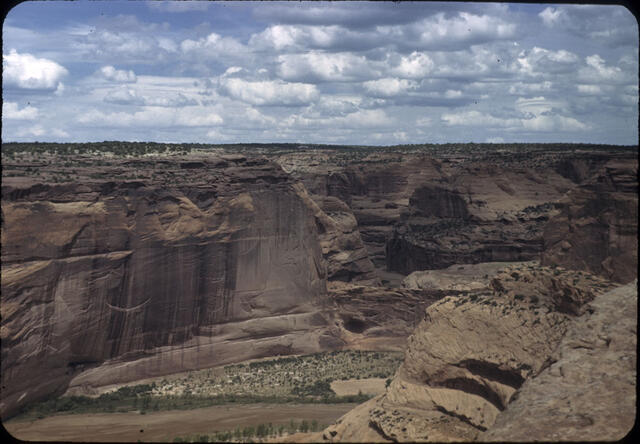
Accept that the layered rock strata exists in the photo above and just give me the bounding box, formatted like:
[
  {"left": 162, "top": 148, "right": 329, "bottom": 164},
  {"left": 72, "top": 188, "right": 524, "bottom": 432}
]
[
  {"left": 280, "top": 147, "right": 636, "bottom": 282},
  {"left": 1, "top": 156, "right": 338, "bottom": 418},
  {"left": 327, "top": 282, "right": 442, "bottom": 351},
  {"left": 385, "top": 171, "right": 570, "bottom": 274},
  {"left": 297, "top": 156, "right": 444, "bottom": 270},
  {"left": 323, "top": 262, "right": 618, "bottom": 442},
  {"left": 542, "top": 159, "right": 638, "bottom": 283},
  {"left": 309, "top": 195, "right": 379, "bottom": 285}
]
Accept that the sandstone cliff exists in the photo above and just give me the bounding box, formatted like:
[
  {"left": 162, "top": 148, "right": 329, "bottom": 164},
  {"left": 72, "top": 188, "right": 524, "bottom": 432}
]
[
  {"left": 308, "top": 194, "right": 379, "bottom": 285},
  {"left": 385, "top": 170, "right": 570, "bottom": 274},
  {"left": 323, "top": 262, "right": 619, "bottom": 442},
  {"left": 542, "top": 159, "right": 638, "bottom": 283},
  {"left": 1, "top": 156, "right": 339, "bottom": 418},
  {"left": 279, "top": 147, "right": 636, "bottom": 282},
  {"left": 327, "top": 282, "right": 442, "bottom": 351}
]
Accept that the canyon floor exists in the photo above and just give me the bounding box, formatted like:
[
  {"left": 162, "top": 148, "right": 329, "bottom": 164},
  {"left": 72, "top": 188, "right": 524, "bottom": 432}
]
[
  {"left": 3, "top": 403, "right": 356, "bottom": 442},
  {"left": 4, "top": 350, "right": 399, "bottom": 442}
]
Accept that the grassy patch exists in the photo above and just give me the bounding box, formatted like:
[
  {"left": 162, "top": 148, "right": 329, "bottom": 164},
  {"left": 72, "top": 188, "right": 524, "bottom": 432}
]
[
  {"left": 15, "top": 350, "right": 401, "bottom": 421},
  {"left": 171, "top": 419, "right": 327, "bottom": 442}
]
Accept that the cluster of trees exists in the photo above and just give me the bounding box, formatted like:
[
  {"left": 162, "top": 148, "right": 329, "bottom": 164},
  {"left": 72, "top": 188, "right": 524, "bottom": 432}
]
[
  {"left": 17, "top": 386, "right": 372, "bottom": 421},
  {"left": 290, "top": 379, "right": 334, "bottom": 397},
  {"left": 173, "top": 419, "right": 324, "bottom": 442}
]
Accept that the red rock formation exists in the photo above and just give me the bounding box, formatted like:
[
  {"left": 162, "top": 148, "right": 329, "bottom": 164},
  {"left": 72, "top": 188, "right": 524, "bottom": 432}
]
[
  {"left": 1, "top": 157, "right": 339, "bottom": 418},
  {"left": 307, "top": 194, "right": 379, "bottom": 284},
  {"left": 285, "top": 148, "right": 636, "bottom": 280},
  {"left": 542, "top": 159, "right": 638, "bottom": 283},
  {"left": 385, "top": 170, "right": 569, "bottom": 273}
]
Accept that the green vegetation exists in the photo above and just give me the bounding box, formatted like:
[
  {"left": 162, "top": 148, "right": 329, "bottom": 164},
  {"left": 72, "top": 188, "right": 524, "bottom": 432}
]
[
  {"left": 18, "top": 390, "right": 370, "bottom": 420},
  {"left": 15, "top": 350, "right": 402, "bottom": 421},
  {"left": 148, "top": 350, "right": 402, "bottom": 399},
  {"left": 3, "top": 141, "right": 637, "bottom": 156},
  {"left": 1, "top": 141, "right": 194, "bottom": 157},
  {"left": 171, "top": 419, "right": 327, "bottom": 442},
  {"left": 3, "top": 141, "right": 636, "bottom": 185}
]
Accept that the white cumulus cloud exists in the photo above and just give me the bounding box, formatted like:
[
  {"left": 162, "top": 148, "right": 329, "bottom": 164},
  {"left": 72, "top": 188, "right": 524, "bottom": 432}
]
[
  {"left": 539, "top": 7, "right": 564, "bottom": 26},
  {"left": 277, "top": 51, "right": 378, "bottom": 82},
  {"left": 3, "top": 49, "right": 68, "bottom": 90},
  {"left": 100, "top": 65, "right": 137, "bottom": 82},
  {"left": 521, "top": 114, "right": 588, "bottom": 131},
  {"left": 219, "top": 78, "right": 319, "bottom": 106},
  {"left": 77, "top": 106, "right": 223, "bottom": 128},
  {"left": 2, "top": 101, "right": 39, "bottom": 120},
  {"left": 363, "top": 78, "right": 418, "bottom": 97},
  {"left": 410, "top": 12, "right": 516, "bottom": 50},
  {"left": 442, "top": 110, "right": 520, "bottom": 127},
  {"left": 391, "top": 52, "right": 434, "bottom": 79},
  {"left": 180, "top": 33, "right": 247, "bottom": 58},
  {"left": 579, "top": 54, "right": 628, "bottom": 84}
]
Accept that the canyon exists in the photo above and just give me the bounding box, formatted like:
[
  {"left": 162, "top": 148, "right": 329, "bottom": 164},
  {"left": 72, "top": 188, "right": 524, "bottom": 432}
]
[{"left": 1, "top": 142, "right": 637, "bottom": 441}]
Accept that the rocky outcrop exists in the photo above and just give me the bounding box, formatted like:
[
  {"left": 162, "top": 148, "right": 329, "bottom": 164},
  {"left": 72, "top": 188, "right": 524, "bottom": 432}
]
[
  {"left": 1, "top": 156, "right": 339, "bottom": 418},
  {"left": 323, "top": 263, "right": 618, "bottom": 442},
  {"left": 327, "top": 282, "right": 442, "bottom": 351},
  {"left": 385, "top": 172, "right": 568, "bottom": 273},
  {"left": 308, "top": 194, "right": 379, "bottom": 284},
  {"left": 284, "top": 147, "right": 636, "bottom": 281},
  {"left": 542, "top": 159, "right": 638, "bottom": 283},
  {"left": 481, "top": 281, "right": 637, "bottom": 441},
  {"left": 401, "top": 262, "right": 524, "bottom": 292},
  {"left": 295, "top": 155, "right": 444, "bottom": 270}
]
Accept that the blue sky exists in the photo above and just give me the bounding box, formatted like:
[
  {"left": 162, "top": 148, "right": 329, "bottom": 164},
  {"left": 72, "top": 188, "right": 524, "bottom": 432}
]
[{"left": 2, "top": 1, "right": 638, "bottom": 145}]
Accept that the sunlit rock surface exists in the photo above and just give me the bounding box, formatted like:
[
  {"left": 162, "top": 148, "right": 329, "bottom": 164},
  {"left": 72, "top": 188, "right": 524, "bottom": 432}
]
[
  {"left": 481, "top": 281, "right": 637, "bottom": 441},
  {"left": 323, "top": 263, "right": 621, "bottom": 442}
]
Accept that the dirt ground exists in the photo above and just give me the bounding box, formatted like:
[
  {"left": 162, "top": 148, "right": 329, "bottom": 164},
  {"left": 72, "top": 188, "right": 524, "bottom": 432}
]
[
  {"left": 330, "top": 378, "right": 387, "bottom": 396},
  {"left": 3, "top": 403, "right": 358, "bottom": 442}
]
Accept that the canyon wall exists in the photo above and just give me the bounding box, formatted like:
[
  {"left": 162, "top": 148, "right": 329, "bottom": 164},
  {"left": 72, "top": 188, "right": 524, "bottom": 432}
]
[
  {"left": 1, "top": 157, "right": 339, "bottom": 418},
  {"left": 481, "top": 280, "right": 637, "bottom": 442},
  {"left": 542, "top": 159, "right": 638, "bottom": 283},
  {"left": 288, "top": 149, "right": 637, "bottom": 282},
  {"left": 385, "top": 166, "right": 574, "bottom": 274},
  {"left": 2, "top": 144, "right": 637, "bottom": 423}
]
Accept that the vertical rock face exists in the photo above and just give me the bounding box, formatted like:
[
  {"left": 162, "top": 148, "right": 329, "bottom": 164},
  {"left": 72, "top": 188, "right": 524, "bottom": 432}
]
[
  {"left": 542, "top": 159, "right": 638, "bottom": 283},
  {"left": 280, "top": 148, "right": 636, "bottom": 283},
  {"left": 385, "top": 170, "right": 569, "bottom": 274},
  {"left": 295, "top": 156, "right": 445, "bottom": 270},
  {"left": 1, "top": 157, "right": 336, "bottom": 418},
  {"left": 309, "top": 194, "right": 379, "bottom": 284},
  {"left": 409, "top": 186, "right": 471, "bottom": 220}
]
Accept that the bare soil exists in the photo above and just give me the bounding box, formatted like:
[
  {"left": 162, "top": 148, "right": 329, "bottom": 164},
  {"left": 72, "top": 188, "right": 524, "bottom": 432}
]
[
  {"left": 3, "top": 403, "right": 357, "bottom": 442},
  {"left": 330, "top": 378, "right": 387, "bottom": 396}
]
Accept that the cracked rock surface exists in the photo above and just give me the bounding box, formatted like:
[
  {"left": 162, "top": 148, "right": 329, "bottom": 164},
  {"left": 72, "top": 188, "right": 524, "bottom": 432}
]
[
  {"left": 322, "top": 263, "right": 623, "bottom": 442},
  {"left": 480, "top": 280, "right": 637, "bottom": 442}
]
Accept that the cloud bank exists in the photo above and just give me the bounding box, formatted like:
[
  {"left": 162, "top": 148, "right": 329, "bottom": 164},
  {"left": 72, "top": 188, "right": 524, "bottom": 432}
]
[{"left": 2, "top": 2, "right": 637, "bottom": 145}]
